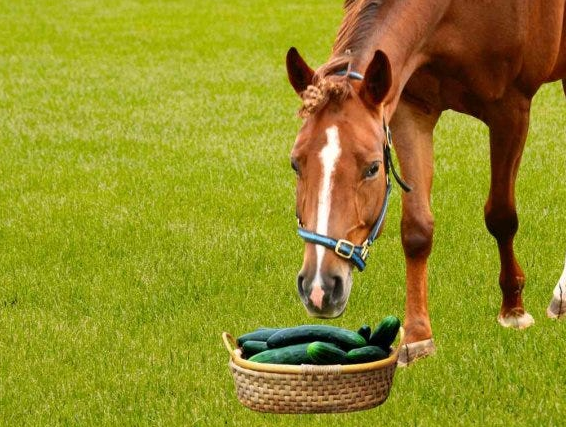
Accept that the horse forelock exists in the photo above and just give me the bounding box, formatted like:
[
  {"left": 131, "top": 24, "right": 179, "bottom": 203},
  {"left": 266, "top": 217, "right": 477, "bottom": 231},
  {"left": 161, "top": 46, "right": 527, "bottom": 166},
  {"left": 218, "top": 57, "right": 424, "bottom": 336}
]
[{"left": 299, "top": 73, "right": 352, "bottom": 118}]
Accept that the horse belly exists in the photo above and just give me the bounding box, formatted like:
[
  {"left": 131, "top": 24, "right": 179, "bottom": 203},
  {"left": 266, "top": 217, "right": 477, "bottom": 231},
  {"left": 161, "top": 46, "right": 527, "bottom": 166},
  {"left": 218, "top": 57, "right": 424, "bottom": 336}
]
[
  {"left": 520, "top": 0, "right": 566, "bottom": 84},
  {"left": 547, "top": 9, "right": 566, "bottom": 81}
]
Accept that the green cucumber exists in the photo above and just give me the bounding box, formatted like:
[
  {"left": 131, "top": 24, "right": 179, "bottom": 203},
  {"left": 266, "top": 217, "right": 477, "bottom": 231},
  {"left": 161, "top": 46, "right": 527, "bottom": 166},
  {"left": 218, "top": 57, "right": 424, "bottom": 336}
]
[
  {"left": 307, "top": 341, "right": 348, "bottom": 365},
  {"left": 357, "top": 324, "right": 371, "bottom": 343},
  {"left": 236, "top": 328, "right": 281, "bottom": 346},
  {"left": 248, "top": 343, "right": 311, "bottom": 365},
  {"left": 369, "top": 316, "right": 401, "bottom": 350},
  {"left": 346, "top": 345, "right": 389, "bottom": 364},
  {"left": 241, "top": 340, "right": 269, "bottom": 358},
  {"left": 267, "top": 325, "right": 366, "bottom": 350}
]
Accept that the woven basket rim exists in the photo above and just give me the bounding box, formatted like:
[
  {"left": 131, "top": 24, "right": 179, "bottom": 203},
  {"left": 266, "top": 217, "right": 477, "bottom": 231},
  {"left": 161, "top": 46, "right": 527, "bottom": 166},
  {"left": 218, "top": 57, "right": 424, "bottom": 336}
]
[
  {"left": 228, "top": 357, "right": 397, "bottom": 413},
  {"left": 222, "top": 327, "right": 403, "bottom": 374}
]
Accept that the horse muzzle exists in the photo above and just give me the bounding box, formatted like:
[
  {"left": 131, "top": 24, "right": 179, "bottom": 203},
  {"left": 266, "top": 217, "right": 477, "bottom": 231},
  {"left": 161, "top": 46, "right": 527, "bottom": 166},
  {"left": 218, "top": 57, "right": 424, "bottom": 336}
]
[{"left": 297, "top": 267, "right": 352, "bottom": 318}]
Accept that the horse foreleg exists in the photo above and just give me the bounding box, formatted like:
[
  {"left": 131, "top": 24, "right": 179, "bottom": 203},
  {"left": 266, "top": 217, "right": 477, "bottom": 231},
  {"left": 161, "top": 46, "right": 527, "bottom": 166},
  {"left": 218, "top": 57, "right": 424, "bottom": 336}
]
[
  {"left": 547, "top": 254, "right": 566, "bottom": 318},
  {"left": 485, "top": 95, "right": 534, "bottom": 329},
  {"left": 391, "top": 99, "right": 440, "bottom": 365}
]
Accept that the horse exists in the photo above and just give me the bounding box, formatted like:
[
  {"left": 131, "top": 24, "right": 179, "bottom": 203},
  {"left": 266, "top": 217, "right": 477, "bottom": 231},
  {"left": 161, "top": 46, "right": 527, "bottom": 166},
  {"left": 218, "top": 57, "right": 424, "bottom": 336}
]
[{"left": 286, "top": 0, "right": 566, "bottom": 364}]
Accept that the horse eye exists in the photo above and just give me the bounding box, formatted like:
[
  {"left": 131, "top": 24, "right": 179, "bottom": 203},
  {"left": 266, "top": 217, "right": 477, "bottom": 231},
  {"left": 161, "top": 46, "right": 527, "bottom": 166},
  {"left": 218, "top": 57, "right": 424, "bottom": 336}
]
[
  {"left": 364, "top": 161, "right": 380, "bottom": 179},
  {"left": 291, "top": 158, "right": 300, "bottom": 175}
]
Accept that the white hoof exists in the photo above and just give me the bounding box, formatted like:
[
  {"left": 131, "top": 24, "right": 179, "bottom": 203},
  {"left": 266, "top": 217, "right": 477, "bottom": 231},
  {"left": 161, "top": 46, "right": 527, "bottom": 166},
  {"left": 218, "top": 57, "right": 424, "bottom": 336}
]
[
  {"left": 497, "top": 312, "right": 534, "bottom": 329},
  {"left": 397, "top": 338, "right": 436, "bottom": 367},
  {"left": 547, "top": 296, "right": 566, "bottom": 319}
]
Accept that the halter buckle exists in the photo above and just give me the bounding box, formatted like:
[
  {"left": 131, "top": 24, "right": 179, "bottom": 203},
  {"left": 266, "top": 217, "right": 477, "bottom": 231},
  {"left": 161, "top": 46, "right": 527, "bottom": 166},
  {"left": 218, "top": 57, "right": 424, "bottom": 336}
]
[
  {"left": 360, "top": 243, "right": 370, "bottom": 261},
  {"left": 335, "top": 239, "right": 356, "bottom": 259}
]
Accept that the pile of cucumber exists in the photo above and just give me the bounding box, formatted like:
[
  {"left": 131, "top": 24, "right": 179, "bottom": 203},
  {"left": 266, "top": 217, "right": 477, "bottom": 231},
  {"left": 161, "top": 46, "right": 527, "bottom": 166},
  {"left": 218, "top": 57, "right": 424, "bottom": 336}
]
[{"left": 236, "top": 316, "right": 400, "bottom": 365}]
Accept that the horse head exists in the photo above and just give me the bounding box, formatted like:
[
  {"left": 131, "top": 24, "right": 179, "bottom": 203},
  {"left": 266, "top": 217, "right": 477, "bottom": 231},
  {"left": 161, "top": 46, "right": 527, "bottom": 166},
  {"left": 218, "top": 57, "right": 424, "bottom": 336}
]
[{"left": 287, "top": 48, "right": 400, "bottom": 318}]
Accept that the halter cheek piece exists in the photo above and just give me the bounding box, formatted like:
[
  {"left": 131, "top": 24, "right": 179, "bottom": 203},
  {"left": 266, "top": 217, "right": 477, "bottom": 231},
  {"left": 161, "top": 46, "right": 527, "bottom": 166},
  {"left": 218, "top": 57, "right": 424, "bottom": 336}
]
[{"left": 296, "top": 69, "right": 411, "bottom": 272}]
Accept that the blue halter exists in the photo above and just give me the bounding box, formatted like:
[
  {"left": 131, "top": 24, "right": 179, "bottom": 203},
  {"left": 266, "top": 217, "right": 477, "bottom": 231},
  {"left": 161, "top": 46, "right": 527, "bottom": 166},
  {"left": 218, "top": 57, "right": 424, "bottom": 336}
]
[
  {"left": 296, "top": 69, "right": 411, "bottom": 271},
  {"left": 335, "top": 69, "right": 365, "bottom": 81}
]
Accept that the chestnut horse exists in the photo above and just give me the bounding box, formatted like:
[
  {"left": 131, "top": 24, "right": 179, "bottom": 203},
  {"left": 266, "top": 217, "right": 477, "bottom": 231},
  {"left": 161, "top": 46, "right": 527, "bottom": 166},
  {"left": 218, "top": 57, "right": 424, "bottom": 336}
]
[{"left": 287, "top": 0, "right": 566, "bottom": 364}]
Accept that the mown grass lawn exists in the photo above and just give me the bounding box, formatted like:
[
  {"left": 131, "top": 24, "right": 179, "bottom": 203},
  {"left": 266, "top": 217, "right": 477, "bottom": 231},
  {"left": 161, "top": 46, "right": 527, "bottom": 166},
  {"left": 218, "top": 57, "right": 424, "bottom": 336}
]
[{"left": 0, "top": 1, "right": 565, "bottom": 426}]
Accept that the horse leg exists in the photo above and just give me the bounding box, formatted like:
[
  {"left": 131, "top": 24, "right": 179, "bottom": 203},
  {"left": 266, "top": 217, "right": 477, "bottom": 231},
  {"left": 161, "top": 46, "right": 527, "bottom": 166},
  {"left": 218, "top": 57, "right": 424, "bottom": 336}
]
[
  {"left": 485, "top": 95, "right": 534, "bottom": 329},
  {"left": 390, "top": 98, "right": 440, "bottom": 365},
  {"left": 547, "top": 254, "right": 566, "bottom": 318}
]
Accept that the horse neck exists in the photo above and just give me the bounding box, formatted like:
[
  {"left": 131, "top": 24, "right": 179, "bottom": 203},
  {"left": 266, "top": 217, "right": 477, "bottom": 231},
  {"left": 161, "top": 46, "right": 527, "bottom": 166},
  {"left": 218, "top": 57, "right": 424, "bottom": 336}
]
[{"left": 330, "top": 0, "right": 450, "bottom": 116}]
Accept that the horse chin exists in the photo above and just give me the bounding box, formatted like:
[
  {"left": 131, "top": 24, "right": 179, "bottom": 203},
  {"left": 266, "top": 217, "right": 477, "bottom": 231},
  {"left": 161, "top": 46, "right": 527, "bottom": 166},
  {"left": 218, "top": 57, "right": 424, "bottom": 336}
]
[{"left": 305, "top": 305, "right": 347, "bottom": 319}]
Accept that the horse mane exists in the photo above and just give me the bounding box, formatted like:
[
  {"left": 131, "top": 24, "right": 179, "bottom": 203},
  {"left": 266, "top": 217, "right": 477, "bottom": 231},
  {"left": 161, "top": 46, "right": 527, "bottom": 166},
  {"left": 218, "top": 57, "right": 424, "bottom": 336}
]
[
  {"left": 317, "top": 0, "right": 383, "bottom": 77},
  {"left": 299, "top": 0, "right": 383, "bottom": 118}
]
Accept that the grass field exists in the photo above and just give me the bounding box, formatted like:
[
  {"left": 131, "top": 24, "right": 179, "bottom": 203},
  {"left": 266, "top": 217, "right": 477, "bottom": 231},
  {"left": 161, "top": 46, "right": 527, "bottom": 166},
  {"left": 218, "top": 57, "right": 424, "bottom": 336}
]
[{"left": 1, "top": 1, "right": 565, "bottom": 426}]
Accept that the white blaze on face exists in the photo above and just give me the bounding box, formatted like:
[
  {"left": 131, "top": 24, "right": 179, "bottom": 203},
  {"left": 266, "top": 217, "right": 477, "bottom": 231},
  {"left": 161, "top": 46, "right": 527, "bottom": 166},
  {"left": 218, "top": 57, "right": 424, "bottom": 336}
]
[{"left": 309, "top": 125, "right": 341, "bottom": 309}]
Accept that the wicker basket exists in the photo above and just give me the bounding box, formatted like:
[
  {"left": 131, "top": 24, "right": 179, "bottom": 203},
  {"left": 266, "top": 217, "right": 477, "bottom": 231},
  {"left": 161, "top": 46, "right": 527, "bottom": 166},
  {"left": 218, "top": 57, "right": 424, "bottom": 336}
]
[{"left": 222, "top": 328, "right": 403, "bottom": 414}]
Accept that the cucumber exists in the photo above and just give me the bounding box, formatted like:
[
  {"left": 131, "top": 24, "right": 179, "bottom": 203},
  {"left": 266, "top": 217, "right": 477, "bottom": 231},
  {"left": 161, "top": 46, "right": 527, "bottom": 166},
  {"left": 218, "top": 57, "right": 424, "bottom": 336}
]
[
  {"left": 267, "top": 325, "right": 366, "bottom": 350},
  {"left": 248, "top": 343, "right": 311, "bottom": 365},
  {"left": 236, "top": 328, "right": 281, "bottom": 346},
  {"left": 241, "top": 340, "right": 269, "bottom": 358},
  {"left": 346, "top": 345, "right": 389, "bottom": 364},
  {"left": 357, "top": 324, "right": 371, "bottom": 343},
  {"left": 307, "top": 341, "right": 348, "bottom": 365},
  {"left": 369, "top": 316, "right": 401, "bottom": 350}
]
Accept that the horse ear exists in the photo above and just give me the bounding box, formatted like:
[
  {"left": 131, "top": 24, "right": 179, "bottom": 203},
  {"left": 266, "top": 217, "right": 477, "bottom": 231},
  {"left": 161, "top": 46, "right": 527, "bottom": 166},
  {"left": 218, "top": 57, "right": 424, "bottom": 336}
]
[
  {"left": 286, "top": 47, "right": 315, "bottom": 95},
  {"left": 359, "top": 50, "right": 392, "bottom": 106}
]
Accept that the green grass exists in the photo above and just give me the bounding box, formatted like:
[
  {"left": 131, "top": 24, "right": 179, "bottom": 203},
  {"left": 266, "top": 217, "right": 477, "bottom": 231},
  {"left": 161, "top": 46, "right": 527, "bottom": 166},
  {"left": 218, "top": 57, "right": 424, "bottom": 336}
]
[{"left": 0, "top": 0, "right": 565, "bottom": 425}]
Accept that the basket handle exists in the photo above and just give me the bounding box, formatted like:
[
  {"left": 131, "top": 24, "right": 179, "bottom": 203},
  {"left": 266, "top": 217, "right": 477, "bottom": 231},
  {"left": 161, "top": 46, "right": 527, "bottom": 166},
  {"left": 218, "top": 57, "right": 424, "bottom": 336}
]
[
  {"left": 389, "top": 326, "right": 405, "bottom": 360},
  {"left": 222, "top": 332, "right": 238, "bottom": 360}
]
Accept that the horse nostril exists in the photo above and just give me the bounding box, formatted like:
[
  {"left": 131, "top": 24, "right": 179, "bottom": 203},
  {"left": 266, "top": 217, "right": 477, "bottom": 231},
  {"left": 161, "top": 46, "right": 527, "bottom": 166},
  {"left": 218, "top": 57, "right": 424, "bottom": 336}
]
[
  {"left": 297, "top": 274, "right": 306, "bottom": 296},
  {"left": 331, "top": 275, "right": 344, "bottom": 302}
]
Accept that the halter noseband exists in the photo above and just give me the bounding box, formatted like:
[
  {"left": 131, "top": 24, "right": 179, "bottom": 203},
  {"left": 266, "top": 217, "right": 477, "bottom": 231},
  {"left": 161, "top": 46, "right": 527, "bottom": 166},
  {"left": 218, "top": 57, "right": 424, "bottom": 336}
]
[{"left": 296, "top": 69, "right": 411, "bottom": 271}]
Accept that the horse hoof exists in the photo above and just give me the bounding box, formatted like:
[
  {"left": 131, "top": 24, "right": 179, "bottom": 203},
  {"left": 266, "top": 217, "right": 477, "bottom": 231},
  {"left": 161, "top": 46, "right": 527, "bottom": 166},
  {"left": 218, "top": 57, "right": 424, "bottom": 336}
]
[
  {"left": 497, "top": 311, "right": 534, "bottom": 329},
  {"left": 546, "top": 296, "right": 566, "bottom": 319},
  {"left": 397, "top": 338, "right": 436, "bottom": 367}
]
